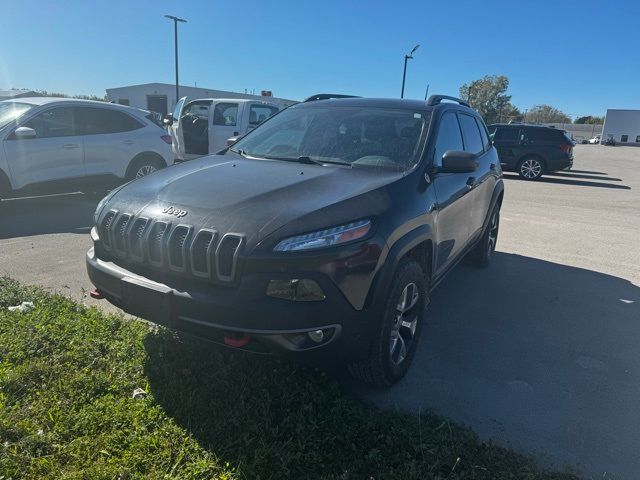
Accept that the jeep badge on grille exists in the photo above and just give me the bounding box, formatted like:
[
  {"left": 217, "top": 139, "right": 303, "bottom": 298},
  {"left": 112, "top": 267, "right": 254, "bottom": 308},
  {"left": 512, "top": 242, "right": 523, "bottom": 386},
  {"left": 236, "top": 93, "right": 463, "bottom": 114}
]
[{"left": 162, "top": 206, "right": 188, "bottom": 218}]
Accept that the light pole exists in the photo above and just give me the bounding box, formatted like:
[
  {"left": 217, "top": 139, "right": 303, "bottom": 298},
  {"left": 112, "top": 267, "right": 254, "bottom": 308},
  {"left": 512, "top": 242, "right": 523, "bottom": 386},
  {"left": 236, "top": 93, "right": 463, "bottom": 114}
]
[
  {"left": 400, "top": 44, "right": 420, "bottom": 99},
  {"left": 165, "top": 15, "right": 187, "bottom": 105}
]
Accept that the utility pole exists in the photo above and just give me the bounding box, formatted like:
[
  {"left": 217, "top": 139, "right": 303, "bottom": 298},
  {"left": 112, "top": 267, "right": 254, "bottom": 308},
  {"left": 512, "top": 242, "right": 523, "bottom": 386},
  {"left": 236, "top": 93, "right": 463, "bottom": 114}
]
[
  {"left": 400, "top": 44, "right": 420, "bottom": 99},
  {"left": 165, "top": 15, "right": 187, "bottom": 104}
]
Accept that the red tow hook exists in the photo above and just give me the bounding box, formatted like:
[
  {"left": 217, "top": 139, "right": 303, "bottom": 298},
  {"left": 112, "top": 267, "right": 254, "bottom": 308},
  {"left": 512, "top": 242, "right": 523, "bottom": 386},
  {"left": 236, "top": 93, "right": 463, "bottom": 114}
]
[
  {"left": 224, "top": 332, "right": 251, "bottom": 348},
  {"left": 89, "top": 288, "right": 106, "bottom": 300}
]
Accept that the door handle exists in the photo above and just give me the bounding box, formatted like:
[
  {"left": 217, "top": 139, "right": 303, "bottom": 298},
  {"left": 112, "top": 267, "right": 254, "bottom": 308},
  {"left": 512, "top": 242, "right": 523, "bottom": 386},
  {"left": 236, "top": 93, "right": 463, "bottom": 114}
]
[
  {"left": 62, "top": 144, "right": 79, "bottom": 149},
  {"left": 489, "top": 163, "right": 496, "bottom": 170},
  {"left": 466, "top": 177, "right": 476, "bottom": 188},
  {"left": 123, "top": 140, "right": 135, "bottom": 145}
]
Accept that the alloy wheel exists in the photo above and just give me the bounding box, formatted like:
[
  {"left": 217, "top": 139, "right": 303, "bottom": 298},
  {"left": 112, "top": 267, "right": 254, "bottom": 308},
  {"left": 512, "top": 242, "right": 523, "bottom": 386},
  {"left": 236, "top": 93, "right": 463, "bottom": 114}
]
[
  {"left": 487, "top": 210, "right": 499, "bottom": 257},
  {"left": 520, "top": 159, "right": 542, "bottom": 179},
  {"left": 135, "top": 165, "right": 157, "bottom": 178},
  {"left": 390, "top": 282, "right": 420, "bottom": 366}
]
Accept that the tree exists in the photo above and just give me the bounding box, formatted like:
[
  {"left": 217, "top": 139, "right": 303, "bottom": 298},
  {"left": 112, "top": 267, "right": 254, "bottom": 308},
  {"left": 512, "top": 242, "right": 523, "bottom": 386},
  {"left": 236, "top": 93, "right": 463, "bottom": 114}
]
[
  {"left": 574, "top": 115, "right": 605, "bottom": 125},
  {"left": 459, "top": 75, "right": 521, "bottom": 124},
  {"left": 525, "top": 104, "right": 571, "bottom": 124}
]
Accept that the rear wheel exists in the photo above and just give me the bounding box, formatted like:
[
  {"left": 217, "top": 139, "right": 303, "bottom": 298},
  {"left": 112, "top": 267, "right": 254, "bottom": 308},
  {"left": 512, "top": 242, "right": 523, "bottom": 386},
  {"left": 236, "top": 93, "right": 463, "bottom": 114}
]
[
  {"left": 517, "top": 157, "right": 544, "bottom": 180},
  {"left": 466, "top": 203, "right": 500, "bottom": 268},
  {"left": 348, "top": 258, "right": 428, "bottom": 387},
  {"left": 126, "top": 155, "right": 165, "bottom": 181}
]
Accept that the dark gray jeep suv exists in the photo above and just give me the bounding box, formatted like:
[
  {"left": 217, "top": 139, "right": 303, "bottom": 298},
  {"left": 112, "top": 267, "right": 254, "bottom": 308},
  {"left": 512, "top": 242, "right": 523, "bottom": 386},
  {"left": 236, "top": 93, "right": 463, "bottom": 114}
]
[{"left": 87, "top": 95, "right": 504, "bottom": 386}]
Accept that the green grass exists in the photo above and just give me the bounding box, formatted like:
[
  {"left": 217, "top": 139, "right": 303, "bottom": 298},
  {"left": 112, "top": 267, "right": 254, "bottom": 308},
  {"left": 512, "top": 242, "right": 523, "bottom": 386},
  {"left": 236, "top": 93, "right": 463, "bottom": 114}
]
[{"left": 0, "top": 276, "right": 579, "bottom": 479}]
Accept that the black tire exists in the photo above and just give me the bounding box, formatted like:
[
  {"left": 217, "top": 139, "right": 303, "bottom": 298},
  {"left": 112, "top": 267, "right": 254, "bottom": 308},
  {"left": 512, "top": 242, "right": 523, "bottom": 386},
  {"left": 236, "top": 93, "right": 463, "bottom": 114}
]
[
  {"left": 126, "top": 155, "right": 166, "bottom": 181},
  {"left": 348, "top": 257, "right": 428, "bottom": 387},
  {"left": 517, "top": 156, "right": 544, "bottom": 180},
  {"left": 466, "top": 203, "right": 500, "bottom": 268}
]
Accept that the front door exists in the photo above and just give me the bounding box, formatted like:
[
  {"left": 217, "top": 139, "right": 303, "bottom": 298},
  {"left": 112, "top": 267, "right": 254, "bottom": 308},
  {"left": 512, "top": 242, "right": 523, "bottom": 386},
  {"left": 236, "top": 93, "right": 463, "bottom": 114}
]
[
  {"left": 491, "top": 126, "right": 522, "bottom": 169},
  {"left": 4, "top": 106, "right": 84, "bottom": 189},
  {"left": 209, "top": 101, "right": 240, "bottom": 153},
  {"left": 431, "top": 111, "right": 475, "bottom": 276},
  {"left": 169, "top": 96, "right": 187, "bottom": 160}
]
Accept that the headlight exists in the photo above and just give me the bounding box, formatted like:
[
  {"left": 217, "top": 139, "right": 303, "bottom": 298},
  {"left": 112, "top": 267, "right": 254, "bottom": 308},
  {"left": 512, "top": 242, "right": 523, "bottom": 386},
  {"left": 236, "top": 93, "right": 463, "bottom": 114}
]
[
  {"left": 274, "top": 219, "right": 372, "bottom": 252},
  {"left": 93, "top": 190, "right": 117, "bottom": 223}
]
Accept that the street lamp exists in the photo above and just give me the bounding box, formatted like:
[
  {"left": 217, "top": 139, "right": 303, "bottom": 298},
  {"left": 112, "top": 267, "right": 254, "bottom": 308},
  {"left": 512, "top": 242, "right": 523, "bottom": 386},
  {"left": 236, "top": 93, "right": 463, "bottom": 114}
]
[
  {"left": 400, "top": 44, "right": 420, "bottom": 99},
  {"left": 165, "top": 15, "right": 187, "bottom": 105}
]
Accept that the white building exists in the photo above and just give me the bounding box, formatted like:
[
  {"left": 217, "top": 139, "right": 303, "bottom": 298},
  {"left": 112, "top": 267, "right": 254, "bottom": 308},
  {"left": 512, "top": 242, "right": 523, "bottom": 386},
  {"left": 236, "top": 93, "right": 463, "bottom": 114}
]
[
  {"left": 105, "top": 83, "right": 297, "bottom": 116},
  {"left": 602, "top": 109, "right": 640, "bottom": 145}
]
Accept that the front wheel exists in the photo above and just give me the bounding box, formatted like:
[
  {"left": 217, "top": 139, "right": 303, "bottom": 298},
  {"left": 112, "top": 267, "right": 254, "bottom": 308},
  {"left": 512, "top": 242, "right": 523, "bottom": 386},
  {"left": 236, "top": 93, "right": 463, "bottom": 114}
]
[
  {"left": 517, "top": 157, "right": 544, "bottom": 180},
  {"left": 348, "top": 258, "right": 428, "bottom": 387}
]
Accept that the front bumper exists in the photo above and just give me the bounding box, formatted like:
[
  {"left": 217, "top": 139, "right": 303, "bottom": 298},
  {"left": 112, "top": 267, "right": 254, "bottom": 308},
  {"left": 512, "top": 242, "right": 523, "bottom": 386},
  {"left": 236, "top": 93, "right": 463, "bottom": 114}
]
[{"left": 86, "top": 247, "right": 374, "bottom": 361}]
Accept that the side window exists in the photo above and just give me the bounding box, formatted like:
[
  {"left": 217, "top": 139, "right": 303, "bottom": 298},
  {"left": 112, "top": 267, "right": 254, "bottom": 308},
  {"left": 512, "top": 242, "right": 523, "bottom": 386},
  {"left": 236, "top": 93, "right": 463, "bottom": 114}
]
[
  {"left": 249, "top": 105, "right": 279, "bottom": 127},
  {"left": 24, "top": 107, "right": 76, "bottom": 138},
  {"left": 476, "top": 118, "right": 491, "bottom": 151},
  {"left": 182, "top": 102, "right": 210, "bottom": 119},
  {"left": 213, "top": 103, "right": 239, "bottom": 126},
  {"left": 75, "top": 107, "right": 143, "bottom": 135},
  {"left": 525, "top": 128, "right": 562, "bottom": 142},
  {"left": 433, "top": 111, "right": 464, "bottom": 166},
  {"left": 458, "top": 113, "right": 484, "bottom": 155},
  {"left": 493, "top": 127, "right": 519, "bottom": 142}
]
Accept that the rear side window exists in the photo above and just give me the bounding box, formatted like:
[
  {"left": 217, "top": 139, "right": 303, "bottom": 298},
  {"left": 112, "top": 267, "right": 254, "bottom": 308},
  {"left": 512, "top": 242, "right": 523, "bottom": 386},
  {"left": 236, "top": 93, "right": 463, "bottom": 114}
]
[
  {"left": 75, "top": 107, "right": 143, "bottom": 135},
  {"left": 458, "top": 113, "right": 484, "bottom": 155},
  {"left": 433, "top": 111, "right": 464, "bottom": 166},
  {"left": 145, "top": 113, "right": 163, "bottom": 128},
  {"left": 476, "top": 118, "right": 491, "bottom": 151},
  {"left": 213, "top": 103, "right": 238, "bottom": 126},
  {"left": 249, "top": 105, "right": 279, "bottom": 127},
  {"left": 24, "top": 107, "right": 76, "bottom": 138},
  {"left": 525, "top": 128, "right": 563, "bottom": 142},
  {"left": 493, "top": 127, "right": 520, "bottom": 141}
]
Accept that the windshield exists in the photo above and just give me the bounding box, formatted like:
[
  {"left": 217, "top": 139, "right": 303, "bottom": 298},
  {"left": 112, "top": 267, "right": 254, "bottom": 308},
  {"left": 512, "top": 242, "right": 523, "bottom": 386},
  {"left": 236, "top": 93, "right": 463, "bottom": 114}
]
[
  {"left": 231, "top": 105, "right": 430, "bottom": 172},
  {"left": 0, "top": 101, "right": 34, "bottom": 129}
]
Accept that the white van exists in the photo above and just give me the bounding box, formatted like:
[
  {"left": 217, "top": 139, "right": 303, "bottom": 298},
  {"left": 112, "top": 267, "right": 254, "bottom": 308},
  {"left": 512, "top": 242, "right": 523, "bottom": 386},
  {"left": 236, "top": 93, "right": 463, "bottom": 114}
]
[{"left": 167, "top": 97, "right": 281, "bottom": 160}]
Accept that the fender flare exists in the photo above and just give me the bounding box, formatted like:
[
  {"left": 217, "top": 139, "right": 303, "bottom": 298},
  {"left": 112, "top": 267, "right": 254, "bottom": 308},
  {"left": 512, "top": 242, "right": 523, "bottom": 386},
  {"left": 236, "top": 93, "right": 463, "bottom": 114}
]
[{"left": 365, "top": 224, "right": 434, "bottom": 309}]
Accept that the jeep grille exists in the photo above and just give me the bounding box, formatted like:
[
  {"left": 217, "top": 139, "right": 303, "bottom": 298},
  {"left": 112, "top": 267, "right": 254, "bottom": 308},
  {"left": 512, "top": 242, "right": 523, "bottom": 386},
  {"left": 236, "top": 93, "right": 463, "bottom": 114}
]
[{"left": 98, "top": 210, "right": 244, "bottom": 283}]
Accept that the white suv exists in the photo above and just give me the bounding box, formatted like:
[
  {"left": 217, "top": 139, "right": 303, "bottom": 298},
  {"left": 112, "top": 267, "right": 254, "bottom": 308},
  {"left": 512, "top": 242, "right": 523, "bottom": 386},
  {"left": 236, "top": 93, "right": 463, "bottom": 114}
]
[{"left": 0, "top": 97, "right": 173, "bottom": 199}]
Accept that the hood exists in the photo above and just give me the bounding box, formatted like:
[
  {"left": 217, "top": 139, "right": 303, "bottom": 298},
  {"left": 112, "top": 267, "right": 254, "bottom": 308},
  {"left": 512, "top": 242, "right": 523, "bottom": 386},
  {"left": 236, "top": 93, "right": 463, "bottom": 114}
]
[{"left": 102, "top": 154, "right": 402, "bottom": 249}]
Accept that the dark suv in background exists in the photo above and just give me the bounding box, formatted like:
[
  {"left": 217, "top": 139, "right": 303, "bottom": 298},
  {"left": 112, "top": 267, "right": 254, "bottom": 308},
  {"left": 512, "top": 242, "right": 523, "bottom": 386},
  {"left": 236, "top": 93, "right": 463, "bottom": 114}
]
[
  {"left": 87, "top": 95, "right": 504, "bottom": 387},
  {"left": 489, "top": 123, "right": 573, "bottom": 180}
]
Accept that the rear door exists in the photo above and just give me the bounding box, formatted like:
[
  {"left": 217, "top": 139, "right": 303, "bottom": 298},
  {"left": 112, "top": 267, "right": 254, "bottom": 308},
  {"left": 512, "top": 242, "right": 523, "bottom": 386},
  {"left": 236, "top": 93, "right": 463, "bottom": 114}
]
[
  {"left": 431, "top": 110, "right": 475, "bottom": 276},
  {"left": 491, "top": 126, "right": 521, "bottom": 169},
  {"left": 209, "top": 101, "right": 240, "bottom": 152},
  {"left": 169, "top": 96, "right": 187, "bottom": 159},
  {"left": 458, "top": 113, "right": 497, "bottom": 238},
  {"left": 75, "top": 106, "right": 146, "bottom": 178},
  {"left": 4, "top": 106, "right": 84, "bottom": 187}
]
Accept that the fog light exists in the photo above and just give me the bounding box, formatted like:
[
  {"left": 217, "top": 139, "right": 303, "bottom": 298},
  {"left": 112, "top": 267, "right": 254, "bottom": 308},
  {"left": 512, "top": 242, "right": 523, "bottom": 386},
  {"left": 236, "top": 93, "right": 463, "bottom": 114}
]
[
  {"left": 266, "top": 279, "right": 326, "bottom": 301},
  {"left": 308, "top": 330, "right": 324, "bottom": 343}
]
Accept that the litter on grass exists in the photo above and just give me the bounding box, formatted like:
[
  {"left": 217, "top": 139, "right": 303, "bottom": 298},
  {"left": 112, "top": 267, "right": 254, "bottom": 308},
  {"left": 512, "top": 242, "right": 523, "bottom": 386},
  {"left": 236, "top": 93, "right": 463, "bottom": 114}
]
[
  {"left": 8, "top": 301, "right": 35, "bottom": 313},
  {"left": 132, "top": 387, "right": 147, "bottom": 399}
]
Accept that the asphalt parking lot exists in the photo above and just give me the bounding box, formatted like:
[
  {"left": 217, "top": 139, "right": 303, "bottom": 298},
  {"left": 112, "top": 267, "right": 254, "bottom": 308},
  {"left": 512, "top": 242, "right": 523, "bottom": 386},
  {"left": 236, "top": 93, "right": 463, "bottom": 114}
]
[{"left": 1, "top": 145, "right": 639, "bottom": 478}]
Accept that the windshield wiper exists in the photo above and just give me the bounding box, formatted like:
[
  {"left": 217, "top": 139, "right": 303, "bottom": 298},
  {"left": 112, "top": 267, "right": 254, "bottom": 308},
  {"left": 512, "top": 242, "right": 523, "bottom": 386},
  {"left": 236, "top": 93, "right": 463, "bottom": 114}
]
[
  {"left": 228, "top": 148, "right": 248, "bottom": 157},
  {"left": 296, "top": 156, "right": 352, "bottom": 167}
]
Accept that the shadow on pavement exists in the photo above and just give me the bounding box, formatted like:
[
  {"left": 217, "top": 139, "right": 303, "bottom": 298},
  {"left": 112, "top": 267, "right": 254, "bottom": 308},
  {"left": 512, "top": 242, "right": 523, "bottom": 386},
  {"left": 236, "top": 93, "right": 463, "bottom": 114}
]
[
  {"left": 548, "top": 172, "right": 622, "bottom": 182},
  {"left": 503, "top": 172, "right": 631, "bottom": 190},
  {"left": 567, "top": 169, "right": 607, "bottom": 175},
  {"left": 352, "top": 252, "right": 640, "bottom": 478},
  {"left": 0, "top": 193, "right": 99, "bottom": 240}
]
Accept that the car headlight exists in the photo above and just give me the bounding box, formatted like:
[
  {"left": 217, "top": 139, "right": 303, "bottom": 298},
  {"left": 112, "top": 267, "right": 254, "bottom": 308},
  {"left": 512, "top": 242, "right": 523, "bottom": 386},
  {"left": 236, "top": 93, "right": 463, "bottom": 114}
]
[
  {"left": 274, "top": 219, "right": 372, "bottom": 252},
  {"left": 93, "top": 190, "right": 117, "bottom": 223}
]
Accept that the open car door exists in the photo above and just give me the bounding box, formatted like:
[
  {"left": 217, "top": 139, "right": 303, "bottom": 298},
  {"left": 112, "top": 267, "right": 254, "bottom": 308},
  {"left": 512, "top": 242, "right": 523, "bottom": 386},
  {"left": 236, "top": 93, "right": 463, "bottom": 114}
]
[{"left": 169, "top": 96, "right": 187, "bottom": 160}]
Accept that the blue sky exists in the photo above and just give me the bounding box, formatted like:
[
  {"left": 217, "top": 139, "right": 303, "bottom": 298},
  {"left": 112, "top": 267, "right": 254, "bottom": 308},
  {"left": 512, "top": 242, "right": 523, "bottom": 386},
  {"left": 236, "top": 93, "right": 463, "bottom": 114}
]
[{"left": 1, "top": 0, "right": 638, "bottom": 117}]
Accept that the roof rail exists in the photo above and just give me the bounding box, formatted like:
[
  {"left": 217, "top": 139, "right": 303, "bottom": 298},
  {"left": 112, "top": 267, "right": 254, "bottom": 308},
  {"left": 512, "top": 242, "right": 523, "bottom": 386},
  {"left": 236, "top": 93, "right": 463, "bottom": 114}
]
[
  {"left": 426, "top": 95, "right": 470, "bottom": 108},
  {"left": 303, "top": 93, "right": 361, "bottom": 102}
]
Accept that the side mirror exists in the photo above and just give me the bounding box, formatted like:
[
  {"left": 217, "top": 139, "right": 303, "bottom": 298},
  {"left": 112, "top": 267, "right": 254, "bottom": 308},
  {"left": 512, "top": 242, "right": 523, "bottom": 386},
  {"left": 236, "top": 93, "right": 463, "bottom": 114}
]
[
  {"left": 14, "top": 126, "right": 37, "bottom": 139},
  {"left": 226, "top": 136, "right": 241, "bottom": 146},
  {"left": 439, "top": 151, "right": 478, "bottom": 173},
  {"left": 163, "top": 113, "right": 174, "bottom": 126}
]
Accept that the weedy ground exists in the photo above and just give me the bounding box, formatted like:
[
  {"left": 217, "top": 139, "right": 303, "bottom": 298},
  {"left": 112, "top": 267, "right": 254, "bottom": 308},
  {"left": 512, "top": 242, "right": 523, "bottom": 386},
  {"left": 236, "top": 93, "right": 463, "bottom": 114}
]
[{"left": 0, "top": 276, "right": 580, "bottom": 479}]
